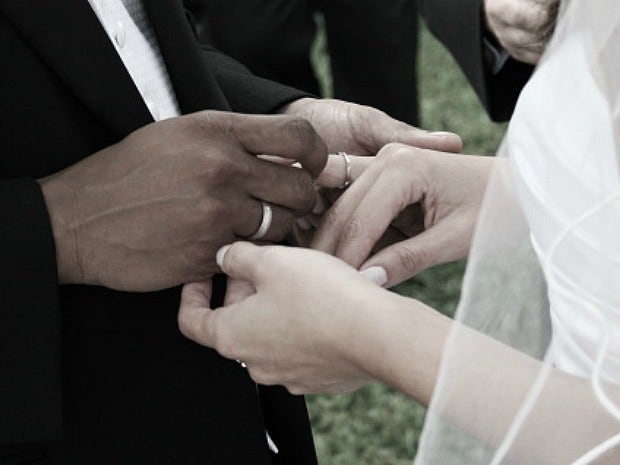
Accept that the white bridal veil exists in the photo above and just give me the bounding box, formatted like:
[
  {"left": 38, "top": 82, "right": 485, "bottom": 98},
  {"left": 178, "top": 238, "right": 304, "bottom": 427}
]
[{"left": 414, "top": 0, "right": 620, "bottom": 464}]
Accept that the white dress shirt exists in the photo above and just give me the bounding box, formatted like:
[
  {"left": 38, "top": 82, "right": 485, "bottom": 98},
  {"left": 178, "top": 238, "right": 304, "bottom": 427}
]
[{"left": 87, "top": 0, "right": 180, "bottom": 121}]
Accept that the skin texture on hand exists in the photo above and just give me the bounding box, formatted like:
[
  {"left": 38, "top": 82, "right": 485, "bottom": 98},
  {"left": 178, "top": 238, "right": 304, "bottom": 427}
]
[
  {"left": 38, "top": 110, "right": 327, "bottom": 292},
  {"left": 179, "top": 242, "right": 384, "bottom": 395},
  {"left": 281, "top": 97, "right": 463, "bottom": 246},
  {"left": 312, "top": 146, "right": 494, "bottom": 287},
  {"left": 282, "top": 98, "right": 463, "bottom": 155},
  {"left": 484, "top": 0, "right": 560, "bottom": 64},
  {"left": 178, "top": 244, "right": 620, "bottom": 465}
]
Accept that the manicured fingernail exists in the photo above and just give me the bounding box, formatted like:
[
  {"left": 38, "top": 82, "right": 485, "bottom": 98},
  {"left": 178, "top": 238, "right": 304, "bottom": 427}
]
[
  {"left": 430, "top": 131, "right": 454, "bottom": 137},
  {"left": 292, "top": 162, "right": 302, "bottom": 169},
  {"left": 216, "top": 245, "right": 231, "bottom": 268},
  {"left": 359, "top": 266, "right": 388, "bottom": 287},
  {"left": 296, "top": 217, "right": 312, "bottom": 231}
]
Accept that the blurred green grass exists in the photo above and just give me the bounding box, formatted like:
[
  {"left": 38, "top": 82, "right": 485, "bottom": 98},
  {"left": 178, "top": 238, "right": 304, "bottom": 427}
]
[{"left": 306, "top": 17, "right": 507, "bottom": 465}]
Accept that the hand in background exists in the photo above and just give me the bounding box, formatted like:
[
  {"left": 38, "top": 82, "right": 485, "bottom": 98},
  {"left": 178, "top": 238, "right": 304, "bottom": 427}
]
[
  {"left": 484, "top": 0, "right": 560, "bottom": 64},
  {"left": 39, "top": 111, "right": 327, "bottom": 292},
  {"left": 178, "top": 242, "right": 388, "bottom": 395},
  {"left": 312, "top": 145, "right": 493, "bottom": 287}
]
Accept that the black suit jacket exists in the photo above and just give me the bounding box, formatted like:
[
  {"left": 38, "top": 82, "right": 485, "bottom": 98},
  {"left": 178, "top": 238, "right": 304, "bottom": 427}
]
[
  {"left": 0, "top": 1, "right": 316, "bottom": 464},
  {"left": 415, "top": 0, "right": 534, "bottom": 122}
]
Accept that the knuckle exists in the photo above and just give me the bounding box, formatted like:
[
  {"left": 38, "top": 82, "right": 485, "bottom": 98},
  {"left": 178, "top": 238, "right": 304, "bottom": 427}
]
[
  {"left": 286, "top": 117, "right": 316, "bottom": 147},
  {"left": 339, "top": 214, "right": 366, "bottom": 245},
  {"left": 321, "top": 203, "right": 343, "bottom": 230},
  {"left": 393, "top": 245, "right": 428, "bottom": 276},
  {"left": 377, "top": 142, "right": 409, "bottom": 161},
  {"left": 209, "top": 157, "right": 251, "bottom": 181},
  {"left": 191, "top": 110, "right": 228, "bottom": 135}
]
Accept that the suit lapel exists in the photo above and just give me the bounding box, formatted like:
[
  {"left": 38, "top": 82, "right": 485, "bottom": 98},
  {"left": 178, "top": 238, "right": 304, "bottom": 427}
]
[
  {"left": 143, "top": 0, "right": 230, "bottom": 113},
  {"left": 0, "top": 0, "right": 231, "bottom": 138},
  {"left": 0, "top": 0, "right": 153, "bottom": 138}
]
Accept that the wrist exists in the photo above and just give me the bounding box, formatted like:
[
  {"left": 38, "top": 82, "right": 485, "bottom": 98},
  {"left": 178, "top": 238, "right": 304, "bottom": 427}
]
[
  {"left": 342, "top": 288, "right": 406, "bottom": 378},
  {"left": 352, "top": 291, "right": 450, "bottom": 405},
  {"left": 38, "top": 174, "right": 83, "bottom": 284}
]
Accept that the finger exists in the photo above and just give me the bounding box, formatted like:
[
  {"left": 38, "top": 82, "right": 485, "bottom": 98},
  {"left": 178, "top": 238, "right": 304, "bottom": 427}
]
[
  {"left": 315, "top": 153, "right": 374, "bottom": 188},
  {"left": 507, "top": 1, "right": 555, "bottom": 31},
  {"left": 234, "top": 199, "right": 296, "bottom": 242},
  {"left": 362, "top": 215, "right": 473, "bottom": 287},
  {"left": 246, "top": 157, "right": 317, "bottom": 214},
  {"left": 228, "top": 113, "right": 328, "bottom": 178},
  {"left": 506, "top": 46, "right": 543, "bottom": 65},
  {"left": 361, "top": 109, "right": 462, "bottom": 153},
  {"left": 335, "top": 166, "right": 419, "bottom": 269},
  {"left": 217, "top": 241, "right": 266, "bottom": 286},
  {"left": 178, "top": 280, "right": 216, "bottom": 345},
  {"left": 311, "top": 158, "right": 386, "bottom": 255},
  {"left": 498, "top": 27, "right": 545, "bottom": 54},
  {"left": 224, "top": 278, "right": 255, "bottom": 306}
]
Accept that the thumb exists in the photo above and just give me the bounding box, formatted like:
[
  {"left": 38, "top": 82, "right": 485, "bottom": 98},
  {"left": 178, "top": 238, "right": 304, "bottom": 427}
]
[
  {"left": 178, "top": 280, "right": 217, "bottom": 346},
  {"left": 371, "top": 111, "right": 463, "bottom": 154},
  {"left": 217, "top": 241, "right": 265, "bottom": 286},
  {"left": 361, "top": 220, "right": 466, "bottom": 287}
]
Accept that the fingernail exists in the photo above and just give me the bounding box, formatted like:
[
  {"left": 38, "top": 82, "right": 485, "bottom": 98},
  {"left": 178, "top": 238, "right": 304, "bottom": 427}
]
[
  {"left": 359, "top": 266, "right": 388, "bottom": 287},
  {"left": 296, "top": 217, "right": 312, "bottom": 231},
  {"left": 216, "top": 244, "right": 231, "bottom": 268},
  {"left": 430, "top": 131, "right": 454, "bottom": 137}
]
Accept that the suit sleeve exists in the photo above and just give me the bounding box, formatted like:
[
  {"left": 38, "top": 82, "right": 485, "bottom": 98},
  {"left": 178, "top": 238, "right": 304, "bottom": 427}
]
[
  {"left": 415, "top": 0, "right": 534, "bottom": 121},
  {"left": 0, "top": 178, "right": 63, "bottom": 443},
  {"left": 182, "top": 3, "right": 312, "bottom": 115},
  {"left": 198, "top": 42, "right": 313, "bottom": 115}
]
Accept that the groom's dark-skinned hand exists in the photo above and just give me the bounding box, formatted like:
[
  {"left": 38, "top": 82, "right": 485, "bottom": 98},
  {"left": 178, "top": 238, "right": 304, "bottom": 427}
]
[{"left": 38, "top": 110, "right": 327, "bottom": 292}]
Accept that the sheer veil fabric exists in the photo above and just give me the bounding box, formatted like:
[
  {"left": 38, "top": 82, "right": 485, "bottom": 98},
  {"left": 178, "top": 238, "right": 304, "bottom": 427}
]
[{"left": 414, "top": 1, "right": 620, "bottom": 464}]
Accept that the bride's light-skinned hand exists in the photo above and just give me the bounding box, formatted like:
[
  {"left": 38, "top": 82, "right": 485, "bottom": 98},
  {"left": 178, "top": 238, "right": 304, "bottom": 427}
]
[
  {"left": 178, "top": 242, "right": 397, "bottom": 395},
  {"left": 281, "top": 98, "right": 463, "bottom": 246},
  {"left": 312, "top": 145, "right": 494, "bottom": 287}
]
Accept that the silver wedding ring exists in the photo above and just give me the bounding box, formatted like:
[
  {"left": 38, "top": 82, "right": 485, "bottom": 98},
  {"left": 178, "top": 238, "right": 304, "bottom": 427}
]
[
  {"left": 339, "top": 151, "right": 352, "bottom": 189},
  {"left": 248, "top": 201, "right": 273, "bottom": 241}
]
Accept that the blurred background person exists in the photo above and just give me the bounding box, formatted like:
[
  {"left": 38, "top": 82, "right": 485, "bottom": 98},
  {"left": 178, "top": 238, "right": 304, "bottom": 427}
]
[
  {"left": 185, "top": 0, "right": 421, "bottom": 125},
  {"left": 184, "top": 0, "right": 557, "bottom": 126}
]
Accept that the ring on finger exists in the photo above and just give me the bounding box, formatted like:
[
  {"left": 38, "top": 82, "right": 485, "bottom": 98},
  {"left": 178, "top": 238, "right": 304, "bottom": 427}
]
[
  {"left": 338, "top": 151, "right": 352, "bottom": 189},
  {"left": 248, "top": 201, "right": 273, "bottom": 241}
]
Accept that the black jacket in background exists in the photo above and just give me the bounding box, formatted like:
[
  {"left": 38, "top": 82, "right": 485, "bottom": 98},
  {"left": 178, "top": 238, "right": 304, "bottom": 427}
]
[
  {"left": 0, "top": 1, "right": 316, "bottom": 463},
  {"left": 415, "top": 0, "right": 534, "bottom": 121}
]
